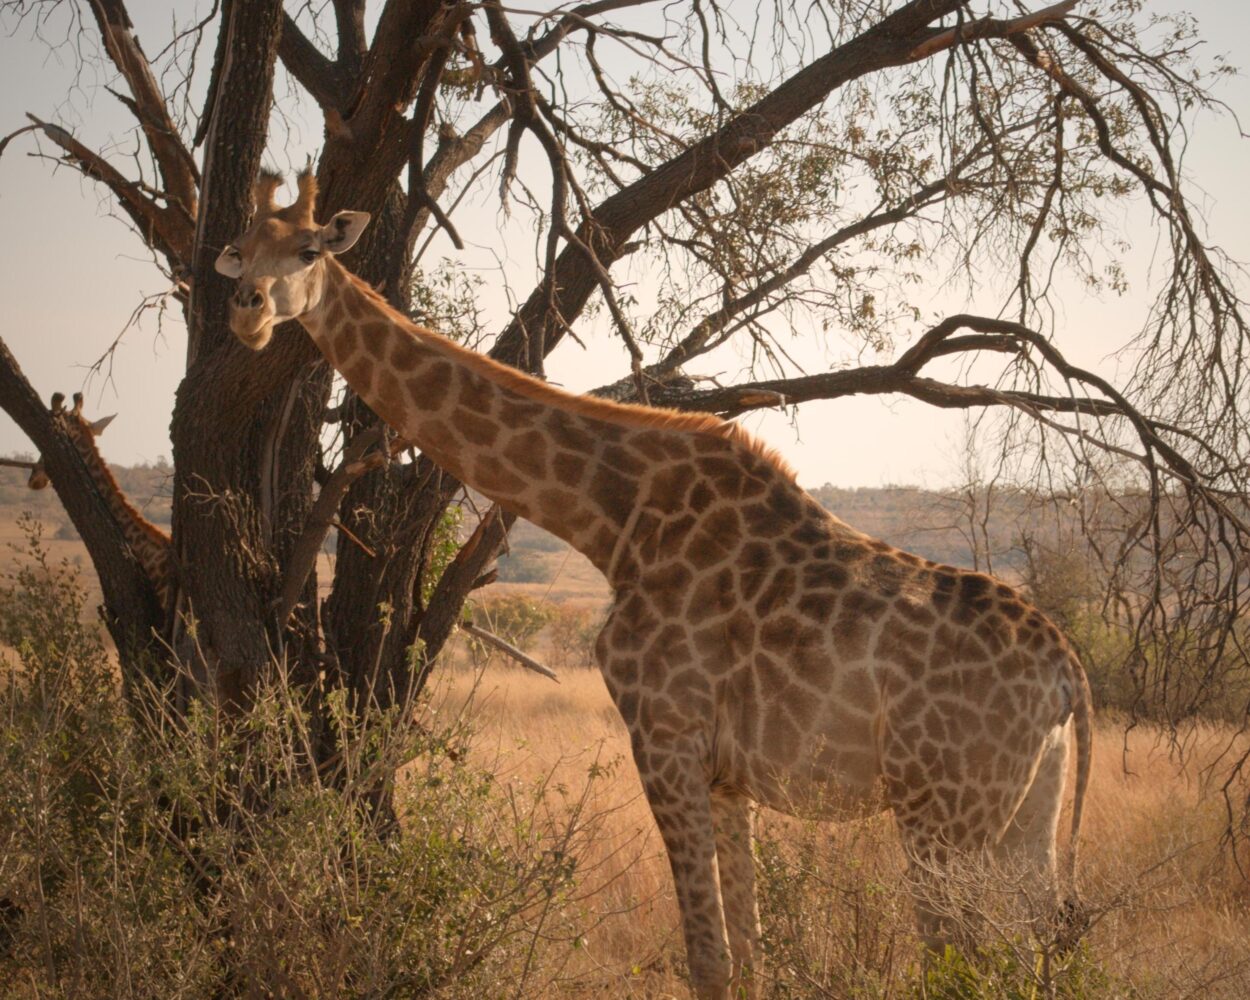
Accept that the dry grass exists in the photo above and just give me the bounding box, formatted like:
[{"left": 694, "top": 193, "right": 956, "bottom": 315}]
[
  {"left": 429, "top": 661, "right": 685, "bottom": 997},
  {"left": 6, "top": 502, "right": 1247, "bottom": 996},
  {"left": 432, "top": 658, "right": 1250, "bottom": 998}
]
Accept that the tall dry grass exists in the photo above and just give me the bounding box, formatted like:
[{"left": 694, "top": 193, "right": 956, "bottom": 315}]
[
  {"left": 4, "top": 521, "right": 1247, "bottom": 998},
  {"left": 434, "top": 659, "right": 1250, "bottom": 998}
]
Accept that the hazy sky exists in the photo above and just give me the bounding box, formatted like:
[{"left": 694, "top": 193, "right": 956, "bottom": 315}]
[{"left": 0, "top": 2, "right": 1246, "bottom": 489}]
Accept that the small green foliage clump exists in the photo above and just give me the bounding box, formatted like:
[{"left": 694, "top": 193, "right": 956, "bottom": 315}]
[
  {"left": 914, "top": 942, "right": 1129, "bottom": 1000},
  {"left": 421, "top": 503, "right": 464, "bottom": 603},
  {"left": 468, "top": 594, "right": 555, "bottom": 655}
]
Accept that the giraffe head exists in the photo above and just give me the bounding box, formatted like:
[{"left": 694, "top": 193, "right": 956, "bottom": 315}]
[
  {"left": 213, "top": 170, "right": 370, "bottom": 349},
  {"left": 27, "top": 393, "right": 116, "bottom": 490}
]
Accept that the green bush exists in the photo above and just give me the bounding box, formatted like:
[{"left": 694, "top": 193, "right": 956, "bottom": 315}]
[
  {"left": 0, "top": 525, "right": 598, "bottom": 998},
  {"left": 468, "top": 594, "right": 554, "bottom": 658},
  {"left": 496, "top": 549, "right": 553, "bottom": 584},
  {"left": 913, "top": 942, "right": 1128, "bottom": 1000}
]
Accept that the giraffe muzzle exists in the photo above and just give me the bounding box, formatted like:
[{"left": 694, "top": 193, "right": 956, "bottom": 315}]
[
  {"left": 233, "top": 288, "right": 265, "bottom": 310},
  {"left": 228, "top": 304, "right": 276, "bottom": 349}
]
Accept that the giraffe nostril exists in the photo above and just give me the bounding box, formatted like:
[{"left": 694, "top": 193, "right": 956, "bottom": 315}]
[{"left": 234, "top": 288, "right": 265, "bottom": 311}]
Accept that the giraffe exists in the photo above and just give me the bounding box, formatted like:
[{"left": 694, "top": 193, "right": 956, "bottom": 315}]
[
  {"left": 29, "top": 393, "right": 173, "bottom": 610},
  {"left": 215, "top": 172, "right": 1092, "bottom": 1000}
]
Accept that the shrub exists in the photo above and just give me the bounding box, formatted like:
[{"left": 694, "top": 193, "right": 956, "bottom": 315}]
[
  {"left": 755, "top": 814, "right": 911, "bottom": 998},
  {"left": 913, "top": 941, "right": 1125, "bottom": 1000},
  {"left": 547, "top": 605, "right": 603, "bottom": 669},
  {"left": 753, "top": 809, "right": 1136, "bottom": 1000},
  {"left": 467, "top": 595, "right": 555, "bottom": 662},
  {"left": 496, "top": 549, "right": 552, "bottom": 584},
  {"left": 0, "top": 525, "right": 600, "bottom": 998}
]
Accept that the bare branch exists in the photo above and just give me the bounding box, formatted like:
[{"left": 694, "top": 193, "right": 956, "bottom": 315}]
[
  {"left": 274, "top": 427, "right": 395, "bottom": 627},
  {"left": 490, "top": 0, "right": 969, "bottom": 367},
  {"left": 908, "top": 0, "right": 1080, "bottom": 60},
  {"left": 23, "top": 114, "right": 194, "bottom": 268},
  {"left": 460, "top": 621, "right": 559, "bottom": 682},
  {"left": 331, "top": 0, "right": 367, "bottom": 76},
  {"left": 85, "top": 0, "right": 199, "bottom": 216},
  {"left": 278, "top": 12, "right": 347, "bottom": 110}
]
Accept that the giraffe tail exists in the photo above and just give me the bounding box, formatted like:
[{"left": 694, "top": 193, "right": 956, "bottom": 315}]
[{"left": 1059, "top": 651, "right": 1093, "bottom": 948}]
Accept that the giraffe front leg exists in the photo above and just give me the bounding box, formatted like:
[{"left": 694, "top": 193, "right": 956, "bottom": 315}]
[
  {"left": 712, "top": 789, "right": 760, "bottom": 999},
  {"left": 636, "top": 748, "right": 732, "bottom": 1000}
]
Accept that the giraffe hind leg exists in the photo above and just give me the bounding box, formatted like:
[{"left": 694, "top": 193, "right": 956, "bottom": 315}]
[
  {"left": 711, "top": 789, "right": 760, "bottom": 999},
  {"left": 993, "top": 722, "right": 1071, "bottom": 931},
  {"left": 896, "top": 724, "right": 1072, "bottom": 960}
]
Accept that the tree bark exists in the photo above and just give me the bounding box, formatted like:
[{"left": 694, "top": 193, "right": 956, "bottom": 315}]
[{"left": 171, "top": 0, "right": 288, "bottom": 706}]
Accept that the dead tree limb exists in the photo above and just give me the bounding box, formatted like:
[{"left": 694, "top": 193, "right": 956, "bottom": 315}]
[
  {"left": 460, "top": 621, "right": 559, "bottom": 683},
  {"left": 85, "top": 0, "right": 200, "bottom": 216}
]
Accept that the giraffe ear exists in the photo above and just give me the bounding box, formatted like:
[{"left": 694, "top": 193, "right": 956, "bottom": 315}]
[
  {"left": 89, "top": 414, "right": 117, "bottom": 436},
  {"left": 215, "top": 245, "right": 243, "bottom": 278},
  {"left": 319, "top": 211, "right": 370, "bottom": 255}
]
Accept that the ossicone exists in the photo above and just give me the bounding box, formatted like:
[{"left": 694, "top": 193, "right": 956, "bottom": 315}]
[{"left": 253, "top": 170, "right": 283, "bottom": 215}]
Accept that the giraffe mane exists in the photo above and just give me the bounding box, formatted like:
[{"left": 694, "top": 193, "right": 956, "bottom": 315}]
[{"left": 336, "top": 265, "right": 797, "bottom": 482}]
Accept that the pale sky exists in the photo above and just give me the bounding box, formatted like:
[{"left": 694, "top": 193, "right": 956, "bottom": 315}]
[{"left": 0, "top": 2, "right": 1246, "bottom": 489}]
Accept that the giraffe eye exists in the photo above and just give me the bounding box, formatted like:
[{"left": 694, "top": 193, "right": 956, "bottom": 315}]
[{"left": 299, "top": 248, "right": 321, "bottom": 264}]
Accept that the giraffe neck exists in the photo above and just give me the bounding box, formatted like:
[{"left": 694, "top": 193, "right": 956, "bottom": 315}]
[
  {"left": 62, "top": 417, "right": 172, "bottom": 604},
  {"left": 301, "top": 260, "right": 657, "bottom": 573},
  {"left": 299, "top": 259, "right": 800, "bottom": 582}
]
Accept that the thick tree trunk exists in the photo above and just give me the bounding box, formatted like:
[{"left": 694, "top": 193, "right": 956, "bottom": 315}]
[{"left": 170, "top": 0, "right": 290, "bottom": 706}]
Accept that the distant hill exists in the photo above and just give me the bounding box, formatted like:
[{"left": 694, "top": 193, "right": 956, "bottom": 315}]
[
  {"left": 806, "top": 483, "right": 1033, "bottom": 572},
  {"left": 2, "top": 458, "right": 1040, "bottom": 607}
]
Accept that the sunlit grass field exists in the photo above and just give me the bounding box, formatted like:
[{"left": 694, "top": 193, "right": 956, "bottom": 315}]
[
  {"left": 431, "top": 658, "right": 1250, "bottom": 997},
  {"left": 3, "top": 490, "right": 1249, "bottom": 997}
]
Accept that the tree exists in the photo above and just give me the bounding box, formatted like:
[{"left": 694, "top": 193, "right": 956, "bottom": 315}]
[{"left": 0, "top": 1, "right": 1246, "bottom": 785}]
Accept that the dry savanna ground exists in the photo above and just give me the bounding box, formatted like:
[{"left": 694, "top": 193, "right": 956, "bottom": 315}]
[
  {"left": 427, "top": 651, "right": 1250, "bottom": 998},
  {"left": 4, "top": 477, "right": 1250, "bottom": 997}
]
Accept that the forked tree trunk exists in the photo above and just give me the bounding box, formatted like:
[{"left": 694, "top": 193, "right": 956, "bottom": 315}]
[{"left": 166, "top": 4, "right": 471, "bottom": 739}]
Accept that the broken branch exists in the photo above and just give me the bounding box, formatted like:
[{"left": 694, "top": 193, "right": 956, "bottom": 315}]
[
  {"left": 460, "top": 620, "right": 559, "bottom": 682},
  {"left": 907, "top": 0, "right": 1080, "bottom": 60}
]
